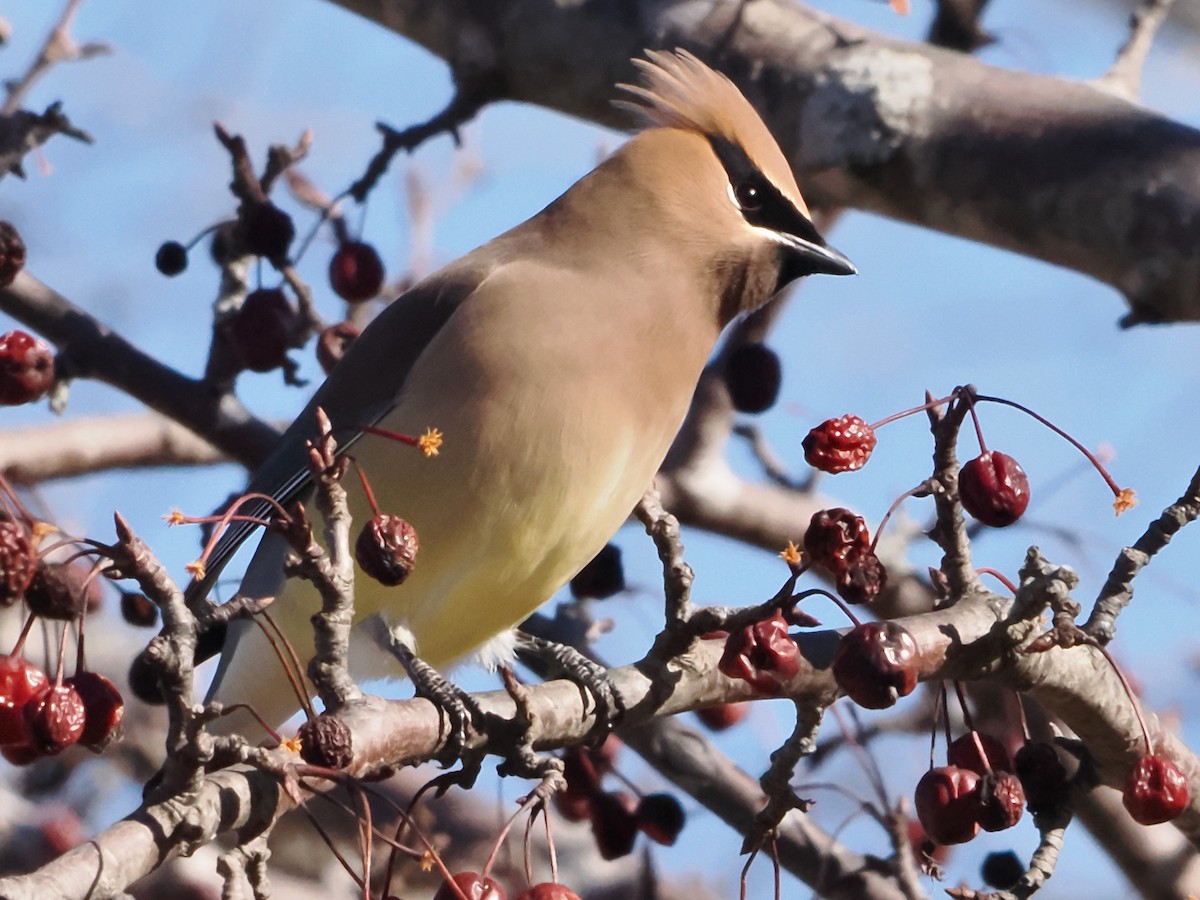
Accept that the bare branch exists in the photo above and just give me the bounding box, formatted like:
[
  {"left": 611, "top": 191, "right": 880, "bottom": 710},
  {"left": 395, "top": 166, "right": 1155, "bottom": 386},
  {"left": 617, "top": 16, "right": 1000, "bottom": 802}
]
[{"left": 1096, "top": 0, "right": 1179, "bottom": 102}]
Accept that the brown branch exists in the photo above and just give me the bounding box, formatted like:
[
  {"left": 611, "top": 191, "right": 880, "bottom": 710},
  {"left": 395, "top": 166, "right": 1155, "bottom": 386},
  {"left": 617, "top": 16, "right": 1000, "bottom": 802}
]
[
  {"left": 2, "top": 0, "right": 110, "bottom": 115},
  {"left": 1096, "top": 0, "right": 1179, "bottom": 102}
]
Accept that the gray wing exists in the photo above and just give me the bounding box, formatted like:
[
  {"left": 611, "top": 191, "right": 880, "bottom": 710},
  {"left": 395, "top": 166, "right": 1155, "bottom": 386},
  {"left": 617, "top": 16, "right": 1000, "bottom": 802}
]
[{"left": 184, "top": 264, "right": 487, "bottom": 613}]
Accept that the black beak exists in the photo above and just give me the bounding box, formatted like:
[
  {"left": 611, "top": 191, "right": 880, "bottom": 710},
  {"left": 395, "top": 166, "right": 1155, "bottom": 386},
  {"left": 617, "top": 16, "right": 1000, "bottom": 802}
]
[{"left": 784, "top": 235, "right": 857, "bottom": 277}]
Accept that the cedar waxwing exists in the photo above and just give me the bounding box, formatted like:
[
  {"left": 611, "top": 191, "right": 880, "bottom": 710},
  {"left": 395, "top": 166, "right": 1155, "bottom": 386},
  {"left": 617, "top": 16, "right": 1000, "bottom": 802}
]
[{"left": 197, "top": 49, "right": 855, "bottom": 731}]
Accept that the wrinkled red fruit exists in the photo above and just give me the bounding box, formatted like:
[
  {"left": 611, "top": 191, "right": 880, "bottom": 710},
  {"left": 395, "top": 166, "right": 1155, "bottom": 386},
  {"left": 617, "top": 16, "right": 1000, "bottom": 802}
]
[
  {"left": 803, "top": 415, "right": 877, "bottom": 474},
  {"left": 959, "top": 451, "right": 1030, "bottom": 527},
  {"left": 831, "top": 621, "right": 918, "bottom": 710},
  {"left": 239, "top": 202, "right": 295, "bottom": 260},
  {"left": 432, "top": 872, "right": 507, "bottom": 900},
  {"left": 0, "top": 222, "right": 26, "bottom": 287},
  {"left": 355, "top": 514, "right": 418, "bottom": 586},
  {"left": 590, "top": 790, "right": 639, "bottom": 860},
  {"left": 24, "top": 683, "right": 86, "bottom": 754},
  {"left": 696, "top": 701, "right": 750, "bottom": 731},
  {"left": 718, "top": 610, "right": 800, "bottom": 694},
  {"left": 64, "top": 671, "right": 124, "bottom": 751},
  {"left": 24, "top": 560, "right": 101, "bottom": 620},
  {"left": 724, "top": 343, "right": 782, "bottom": 414},
  {"left": 0, "top": 330, "right": 54, "bottom": 406},
  {"left": 329, "top": 240, "right": 384, "bottom": 303},
  {"left": 155, "top": 240, "right": 188, "bottom": 276},
  {"left": 804, "top": 508, "right": 870, "bottom": 571},
  {"left": 315, "top": 321, "right": 360, "bottom": 374},
  {"left": 570, "top": 543, "right": 625, "bottom": 599},
  {"left": 977, "top": 771, "right": 1025, "bottom": 832},
  {"left": 1014, "top": 741, "right": 1069, "bottom": 818},
  {"left": 226, "top": 288, "right": 295, "bottom": 373},
  {"left": 0, "top": 520, "right": 37, "bottom": 607},
  {"left": 636, "top": 792, "right": 686, "bottom": 845},
  {"left": 0, "top": 656, "right": 48, "bottom": 747},
  {"left": 1123, "top": 754, "right": 1190, "bottom": 825},
  {"left": 947, "top": 731, "right": 1014, "bottom": 776},
  {"left": 915, "top": 765, "right": 981, "bottom": 845},
  {"left": 835, "top": 552, "right": 888, "bottom": 605},
  {"left": 513, "top": 885, "right": 582, "bottom": 900}
]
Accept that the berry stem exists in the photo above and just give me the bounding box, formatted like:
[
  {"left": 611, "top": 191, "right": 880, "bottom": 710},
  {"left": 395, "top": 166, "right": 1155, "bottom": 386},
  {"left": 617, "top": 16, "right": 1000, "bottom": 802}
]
[
  {"left": 952, "top": 680, "right": 977, "bottom": 733},
  {"left": 797, "top": 587, "right": 861, "bottom": 628},
  {"left": 977, "top": 567, "right": 1018, "bottom": 594},
  {"left": 256, "top": 610, "right": 317, "bottom": 722},
  {"left": 1096, "top": 644, "right": 1153, "bottom": 756},
  {"left": 867, "top": 391, "right": 957, "bottom": 431},
  {"left": 930, "top": 683, "right": 946, "bottom": 768},
  {"left": 871, "top": 483, "right": 928, "bottom": 553},
  {"left": 963, "top": 393, "right": 990, "bottom": 454},
  {"left": 10, "top": 611, "right": 36, "bottom": 656},
  {"left": 352, "top": 459, "right": 382, "bottom": 516},
  {"left": 183, "top": 221, "right": 221, "bottom": 251}
]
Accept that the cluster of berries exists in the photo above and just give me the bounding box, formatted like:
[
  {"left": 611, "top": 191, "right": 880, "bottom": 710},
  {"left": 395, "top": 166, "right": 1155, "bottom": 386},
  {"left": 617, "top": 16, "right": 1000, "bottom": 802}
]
[{"left": 431, "top": 873, "right": 580, "bottom": 900}]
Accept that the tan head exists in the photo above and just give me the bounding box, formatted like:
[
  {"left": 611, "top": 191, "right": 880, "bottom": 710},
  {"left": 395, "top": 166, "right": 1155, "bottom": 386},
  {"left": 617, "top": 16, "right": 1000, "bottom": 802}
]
[{"left": 614, "top": 49, "right": 854, "bottom": 318}]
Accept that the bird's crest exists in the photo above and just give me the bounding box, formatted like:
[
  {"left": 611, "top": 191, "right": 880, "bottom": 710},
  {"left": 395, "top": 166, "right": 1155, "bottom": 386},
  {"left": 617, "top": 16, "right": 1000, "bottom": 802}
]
[{"left": 616, "top": 49, "right": 808, "bottom": 215}]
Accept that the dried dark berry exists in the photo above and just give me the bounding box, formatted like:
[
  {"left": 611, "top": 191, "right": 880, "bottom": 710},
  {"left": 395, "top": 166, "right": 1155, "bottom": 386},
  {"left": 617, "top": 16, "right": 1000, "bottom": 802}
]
[
  {"left": 976, "top": 771, "right": 1025, "bottom": 832},
  {"left": 315, "top": 321, "right": 359, "bottom": 374},
  {"left": 831, "top": 621, "right": 918, "bottom": 710},
  {"left": 0, "top": 221, "right": 26, "bottom": 287},
  {"left": 569, "top": 543, "right": 625, "bottom": 599},
  {"left": 635, "top": 792, "right": 685, "bottom": 845},
  {"left": 915, "top": 765, "right": 981, "bottom": 845},
  {"left": 960, "top": 451, "right": 1030, "bottom": 527},
  {"left": 239, "top": 202, "right": 294, "bottom": 260},
  {"left": 724, "top": 343, "right": 782, "bottom": 414},
  {"left": 803, "top": 508, "right": 870, "bottom": 572},
  {"left": 355, "top": 514, "right": 418, "bottom": 586},
  {"left": 24, "top": 683, "right": 86, "bottom": 754},
  {"left": 590, "top": 790, "right": 639, "bottom": 860},
  {"left": 0, "top": 520, "right": 37, "bottom": 607},
  {"left": 24, "top": 561, "right": 98, "bottom": 621},
  {"left": 120, "top": 591, "right": 158, "bottom": 628},
  {"left": 329, "top": 240, "right": 384, "bottom": 303},
  {"left": 0, "top": 655, "right": 48, "bottom": 747},
  {"left": 64, "top": 671, "right": 124, "bottom": 751},
  {"left": 835, "top": 551, "right": 888, "bottom": 605},
  {"left": 1123, "top": 754, "right": 1189, "bottom": 825},
  {"left": 981, "top": 851, "right": 1025, "bottom": 890},
  {"left": 432, "top": 872, "right": 507, "bottom": 900},
  {"left": 0, "top": 330, "right": 54, "bottom": 406},
  {"left": 1014, "top": 741, "right": 1069, "bottom": 818},
  {"left": 225, "top": 288, "right": 295, "bottom": 373},
  {"left": 154, "top": 240, "right": 188, "bottom": 276},
  {"left": 298, "top": 715, "right": 353, "bottom": 769},
  {"left": 718, "top": 610, "right": 800, "bottom": 694},
  {"left": 803, "top": 415, "right": 876, "bottom": 473}
]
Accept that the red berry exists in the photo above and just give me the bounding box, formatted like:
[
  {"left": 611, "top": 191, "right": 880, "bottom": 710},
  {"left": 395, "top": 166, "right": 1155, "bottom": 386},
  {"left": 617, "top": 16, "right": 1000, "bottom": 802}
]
[
  {"left": 915, "top": 765, "right": 981, "bottom": 845},
  {"left": 835, "top": 551, "right": 888, "bottom": 605},
  {"left": 959, "top": 451, "right": 1030, "bottom": 527},
  {"left": 513, "top": 884, "right": 582, "bottom": 900},
  {"left": 804, "top": 508, "right": 870, "bottom": 572},
  {"left": 0, "top": 656, "right": 48, "bottom": 746},
  {"left": 225, "top": 288, "right": 295, "bottom": 373},
  {"left": 329, "top": 240, "right": 384, "bottom": 303},
  {"left": 1123, "top": 754, "right": 1190, "bottom": 825},
  {"left": 0, "top": 330, "right": 55, "bottom": 406},
  {"left": 555, "top": 745, "right": 604, "bottom": 822},
  {"left": 590, "top": 790, "right": 639, "bottom": 860},
  {"left": 355, "top": 514, "right": 418, "bottom": 586},
  {"left": 947, "top": 731, "right": 1014, "bottom": 776},
  {"left": 569, "top": 543, "right": 625, "bottom": 599},
  {"left": 24, "top": 683, "right": 86, "bottom": 754},
  {"left": 718, "top": 610, "right": 800, "bottom": 694},
  {"left": 724, "top": 343, "right": 782, "bottom": 414},
  {"left": 976, "top": 771, "right": 1025, "bottom": 832},
  {"left": 0, "top": 221, "right": 26, "bottom": 287},
  {"left": 315, "top": 321, "right": 360, "bottom": 374},
  {"left": 1014, "top": 741, "right": 1069, "bottom": 818},
  {"left": 635, "top": 792, "right": 686, "bottom": 845},
  {"left": 0, "top": 520, "right": 37, "bottom": 607},
  {"left": 1, "top": 742, "right": 40, "bottom": 766},
  {"left": 64, "top": 671, "right": 124, "bottom": 751},
  {"left": 432, "top": 872, "right": 507, "bottom": 900},
  {"left": 803, "top": 415, "right": 876, "bottom": 473},
  {"left": 831, "top": 621, "right": 918, "bottom": 709},
  {"left": 695, "top": 701, "right": 750, "bottom": 731}
]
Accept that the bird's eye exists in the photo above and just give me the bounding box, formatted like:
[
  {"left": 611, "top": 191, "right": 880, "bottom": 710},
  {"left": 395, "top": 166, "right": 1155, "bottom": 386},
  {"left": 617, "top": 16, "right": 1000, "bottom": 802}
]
[{"left": 734, "top": 182, "right": 763, "bottom": 212}]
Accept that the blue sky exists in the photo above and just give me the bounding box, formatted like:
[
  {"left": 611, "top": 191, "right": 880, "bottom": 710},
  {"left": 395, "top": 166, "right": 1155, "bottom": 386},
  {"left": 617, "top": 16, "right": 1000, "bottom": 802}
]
[{"left": 3, "top": 1, "right": 1200, "bottom": 896}]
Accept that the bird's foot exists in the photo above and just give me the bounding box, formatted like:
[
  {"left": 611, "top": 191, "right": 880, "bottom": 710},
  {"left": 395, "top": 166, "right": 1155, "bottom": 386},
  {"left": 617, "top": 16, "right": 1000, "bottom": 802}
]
[{"left": 515, "top": 632, "right": 625, "bottom": 737}]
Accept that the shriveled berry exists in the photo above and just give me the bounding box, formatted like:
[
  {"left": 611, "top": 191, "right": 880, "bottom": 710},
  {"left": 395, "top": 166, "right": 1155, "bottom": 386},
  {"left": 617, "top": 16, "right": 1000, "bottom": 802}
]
[
  {"left": 960, "top": 451, "right": 1030, "bottom": 527},
  {"left": 635, "top": 792, "right": 685, "bottom": 845},
  {"left": 981, "top": 851, "right": 1025, "bottom": 889},
  {"left": 803, "top": 415, "right": 877, "bottom": 473},
  {"left": 120, "top": 591, "right": 158, "bottom": 627},
  {"left": 355, "top": 514, "right": 418, "bottom": 586},
  {"left": 695, "top": 701, "right": 749, "bottom": 731},
  {"left": 0, "top": 520, "right": 37, "bottom": 607},
  {"left": 225, "top": 288, "right": 295, "bottom": 373},
  {"left": 724, "top": 343, "right": 782, "bottom": 414},
  {"left": 1123, "top": 754, "right": 1190, "bottom": 825},
  {"left": 297, "top": 714, "right": 353, "bottom": 769},
  {"left": 0, "top": 222, "right": 26, "bottom": 286},
  {"left": 915, "top": 765, "right": 981, "bottom": 845},
  {"left": 329, "top": 240, "right": 384, "bottom": 303},
  {"left": 0, "top": 656, "right": 48, "bottom": 746},
  {"left": 1014, "top": 741, "right": 1069, "bottom": 818},
  {"left": 514, "top": 884, "right": 582, "bottom": 900},
  {"left": 831, "top": 621, "right": 918, "bottom": 710},
  {"left": 315, "top": 321, "right": 360, "bottom": 374},
  {"left": 24, "top": 561, "right": 98, "bottom": 621},
  {"left": 0, "top": 330, "right": 54, "bottom": 406},
  {"left": 432, "top": 872, "right": 507, "bottom": 900},
  {"left": 239, "top": 202, "right": 294, "bottom": 260},
  {"left": 155, "top": 240, "right": 188, "bottom": 276},
  {"left": 835, "top": 551, "right": 888, "bottom": 605},
  {"left": 570, "top": 543, "right": 625, "bottom": 599},
  {"left": 591, "top": 790, "right": 639, "bottom": 860},
  {"left": 976, "top": 771, "right": 1025, "bottom": 832},
  {"left": 803, "top": 508, "right": 870, "bottom": 572},
  {"left": 24, "top": 683, "right": 86, "bottom": 754},
  {"left": 718, "top": 610, "right": 800, "bottom": 694},
  {"left": 947, "top": 731, "right": 1014, "bottom": 776},
  {"left": 64, "top": 671, "right": 124, "bottom": 751}
]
